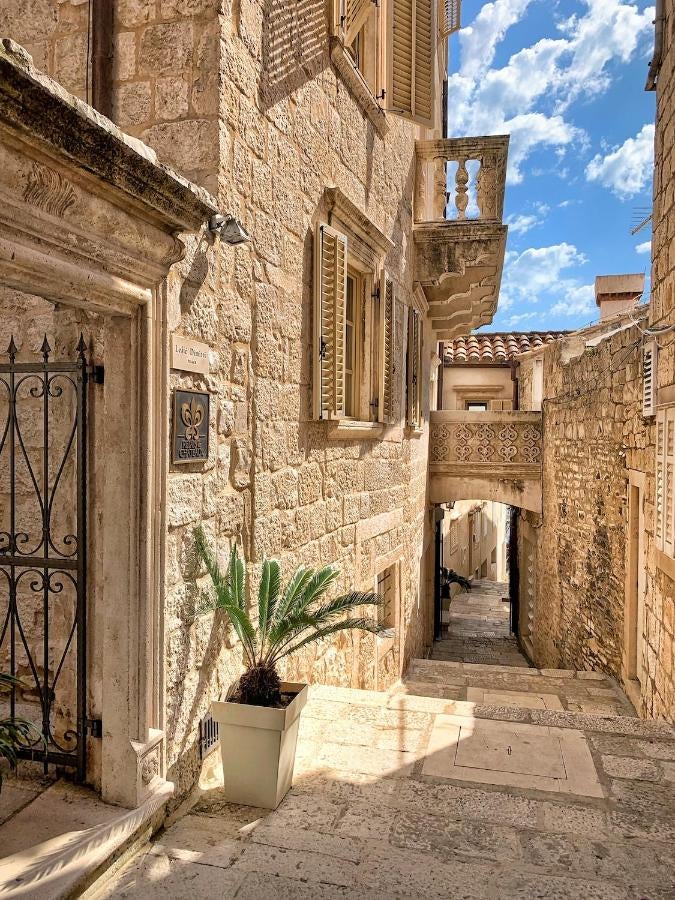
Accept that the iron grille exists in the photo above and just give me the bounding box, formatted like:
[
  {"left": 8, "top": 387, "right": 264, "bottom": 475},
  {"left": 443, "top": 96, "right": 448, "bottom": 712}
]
[{"left": 0, "top": 335, "right": 89, "bottom": 779}]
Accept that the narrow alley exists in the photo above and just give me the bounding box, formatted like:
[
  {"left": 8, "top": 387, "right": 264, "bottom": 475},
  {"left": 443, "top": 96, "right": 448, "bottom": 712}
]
[
  {"left": 97, "top": 668, "right": 674, "bottom": 900},
  {"left": 436, "top": 579, "right": 530, "bottom": 668}
]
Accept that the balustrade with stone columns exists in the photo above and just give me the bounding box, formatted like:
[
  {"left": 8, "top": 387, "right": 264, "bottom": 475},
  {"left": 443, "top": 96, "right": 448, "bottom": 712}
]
[
  {"left": 429, "top": 410, "right": 543, "bottom": 513},
  {"left": 413, "top": 136, "right": 509, "bottom": 339}
]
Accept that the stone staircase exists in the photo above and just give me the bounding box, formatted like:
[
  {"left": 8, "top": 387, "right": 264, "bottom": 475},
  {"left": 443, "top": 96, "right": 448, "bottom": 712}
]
[{"left": 94, "top": 660, "right": 675, "bottom": 900}]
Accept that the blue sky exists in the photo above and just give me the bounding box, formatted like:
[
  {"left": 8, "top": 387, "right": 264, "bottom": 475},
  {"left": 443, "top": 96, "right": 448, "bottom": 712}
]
[{"left": 448, "top": 0, "right": 656, "bottom": 331}]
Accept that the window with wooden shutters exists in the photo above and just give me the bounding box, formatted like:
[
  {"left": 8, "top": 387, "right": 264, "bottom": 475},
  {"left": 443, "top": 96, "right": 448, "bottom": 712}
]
[
  {"left": 378, "top": 273, "right": 396, "bottom": 423},
  {"left": 314, "top": 223, "right": 347, "bottom": 420},
  {"left": 407, "top": 307, "right": 422, "bottom": 427},
  {"left": 656, "top": 406, "right": 675, "bottom": 558},
  {"left": 643, "top": 340, "right": 657, "bottom": 417},
  {"left": 440, "top": 0, "right": 461, "bottom": 37},
  {"left": 386, "top": 0, "right": 436, "bottom": 128}
]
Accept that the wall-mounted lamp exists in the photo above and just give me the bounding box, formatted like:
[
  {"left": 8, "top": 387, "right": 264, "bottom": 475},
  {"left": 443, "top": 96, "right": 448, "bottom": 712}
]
[{"left": 208, "top": 214, "right": 251, "bottom": 245}]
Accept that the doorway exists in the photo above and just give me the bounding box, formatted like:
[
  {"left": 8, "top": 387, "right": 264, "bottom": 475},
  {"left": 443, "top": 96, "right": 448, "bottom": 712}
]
[{"left": 623, "top": 473, "right": 646, "bottom": 709}]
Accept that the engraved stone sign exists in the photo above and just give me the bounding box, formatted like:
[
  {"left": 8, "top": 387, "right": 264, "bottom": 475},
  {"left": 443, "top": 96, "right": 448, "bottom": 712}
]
[
  {"left": 171, "top": 335, "right": 210, "bottom": 374},
  {"left": 172, "top": 390, "right": 210, "bottom": 464}
]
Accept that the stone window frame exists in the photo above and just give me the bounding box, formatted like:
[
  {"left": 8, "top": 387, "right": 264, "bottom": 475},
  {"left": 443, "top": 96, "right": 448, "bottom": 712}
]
[
  {"left": 314, "top": 188, "right": 396, "bottom": 440},
  {"left": 374, "top": 553, "right": 402, "bottom": 657}
]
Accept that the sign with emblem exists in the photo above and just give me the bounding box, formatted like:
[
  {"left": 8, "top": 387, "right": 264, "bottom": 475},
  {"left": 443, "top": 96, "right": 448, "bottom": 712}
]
[
  {"left": 172, "top": 389, "right": 210, "bottom": 464},
  {"left": 171, "top": 335, "right": 210, "bottom": 374}
]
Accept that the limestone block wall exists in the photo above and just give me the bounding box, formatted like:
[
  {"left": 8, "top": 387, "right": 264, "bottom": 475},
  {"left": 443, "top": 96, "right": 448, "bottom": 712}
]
[
  {"left": 518, "top": 328, "right": 650, "bottom": 691},
  {"left": 0, "top": 1, "right": 438, "bottom": 794},
  {"left": 647, "top": 0, "right": 675, "bottom": 723}
]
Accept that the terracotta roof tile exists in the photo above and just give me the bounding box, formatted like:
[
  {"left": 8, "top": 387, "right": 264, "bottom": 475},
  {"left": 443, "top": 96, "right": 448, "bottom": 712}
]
[{"left": 443, "top": 332, "right": 567, "bottom": 364}]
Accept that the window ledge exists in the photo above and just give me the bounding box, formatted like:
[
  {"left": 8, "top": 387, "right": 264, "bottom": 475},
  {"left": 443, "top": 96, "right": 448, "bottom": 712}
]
[
  {"left": 325, "top": 419, "right": 385, "bottom": 440},
  {"left": 656, "top": 548, "right": 675, "bottom": 581},
  {"left": 330, "top": 38, "right": 388, "bottom": 137}
]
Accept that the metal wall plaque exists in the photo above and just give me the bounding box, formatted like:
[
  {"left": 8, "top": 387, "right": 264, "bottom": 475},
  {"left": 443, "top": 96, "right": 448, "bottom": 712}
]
[
  {"left": 172, "top": 389, "right": 210, "bottom": 464},
  {"left": 171, "top": 335, "right": 210, "bottom": 374}
]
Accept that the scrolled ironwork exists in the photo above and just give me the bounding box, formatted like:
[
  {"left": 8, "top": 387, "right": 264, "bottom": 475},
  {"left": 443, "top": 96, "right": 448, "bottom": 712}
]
[{"left": 0, "top": 335, "right": 89, "bottom": 778}]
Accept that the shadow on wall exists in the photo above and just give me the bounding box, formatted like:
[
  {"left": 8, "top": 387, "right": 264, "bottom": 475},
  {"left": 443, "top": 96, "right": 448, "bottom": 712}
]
[{"left": 259, "top": 0, "right": 329, "bottom": 111}]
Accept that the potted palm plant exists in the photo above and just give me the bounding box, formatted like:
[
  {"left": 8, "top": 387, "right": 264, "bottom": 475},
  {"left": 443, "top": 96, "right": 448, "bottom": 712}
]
[{"left": 194, "top": 527, "right": 382, "bottom": 809}]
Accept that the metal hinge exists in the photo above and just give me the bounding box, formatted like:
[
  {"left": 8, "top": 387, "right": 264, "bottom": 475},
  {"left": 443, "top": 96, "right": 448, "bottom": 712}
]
[
  {"left": 319, "top": 338, "right": 328, "bottom": 360},
  {"left": 86, "top": 718, "right": 103, "bottom": 738}
]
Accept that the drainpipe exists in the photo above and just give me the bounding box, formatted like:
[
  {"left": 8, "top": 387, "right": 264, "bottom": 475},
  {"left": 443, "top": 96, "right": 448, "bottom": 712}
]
[
  {"left": 510, "top": 358, "right": 519, "bottom": 409},
  {"left": 646, "top": 0, "right": 664, "bottom": 91},
  {"left": 91, "top": 0, "right": 114, "bottom": 118}
]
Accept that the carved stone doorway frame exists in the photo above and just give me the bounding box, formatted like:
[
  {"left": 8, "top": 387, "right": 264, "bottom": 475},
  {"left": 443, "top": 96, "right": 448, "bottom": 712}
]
[{"left": 0, "top": 44, "right": 217, "bottom": 807}]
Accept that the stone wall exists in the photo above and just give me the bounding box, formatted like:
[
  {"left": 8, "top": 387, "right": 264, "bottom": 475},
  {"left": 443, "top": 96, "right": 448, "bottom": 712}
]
[
  {"left": 645, "top": 0, "right": 675, "bottom": 723},
  {"left": 517, "top": 323, "right": 666, "bottom": 716},
  {"left": 0, "top": 1, "right": 438, "bottom": 795}
]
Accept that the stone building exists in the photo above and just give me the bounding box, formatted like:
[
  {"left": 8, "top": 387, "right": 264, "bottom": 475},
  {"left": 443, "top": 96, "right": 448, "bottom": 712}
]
[
  {"left": 0, "top": 0, "right": 509, "bottom": 818},
  {"left": 508, "top": 0, "right": 675, "bottom": 726}
]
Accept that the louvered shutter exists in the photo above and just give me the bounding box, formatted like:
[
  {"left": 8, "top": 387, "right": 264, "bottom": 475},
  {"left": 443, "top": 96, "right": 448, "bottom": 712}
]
[
  {"left": 407, "top": 307, "right": 422, "bottom": 427},
  {"left": 665, "top": 407, "right": 675, "bottom": 557},
  {"left": 440, "top": 0, "right": 461, "bottom": 37},
  {"left": 387, "top": 0, "right": 436, "bottom": 128},
  {"left": 643, "top": 340, "right": 657, "bottom": 417},
  {"left": 314, "top": 223, "right": 347, "bottom": 420},
  {"left": 656, "top": 410, "right": 665, "bottom": 551},
  {"left": 338, "top": 0, "right": 373, "bottom": 45},
  {"left": 378, "top": 273, "right": 396, "bottom": 424}
]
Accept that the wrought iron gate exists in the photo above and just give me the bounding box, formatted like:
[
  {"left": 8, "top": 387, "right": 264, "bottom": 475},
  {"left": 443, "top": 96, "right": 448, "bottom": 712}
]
[{"left": 0, "top": 335, "right": 89, "bottom": 779}]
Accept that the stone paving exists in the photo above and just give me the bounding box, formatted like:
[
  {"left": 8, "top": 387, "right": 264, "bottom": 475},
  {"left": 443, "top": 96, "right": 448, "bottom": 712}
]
[
  {"left": 439, "top": 579, "right": 530, "bottom": 667},
  {"left": 96, "top": 676, "right": 675, "bottom": 900}
]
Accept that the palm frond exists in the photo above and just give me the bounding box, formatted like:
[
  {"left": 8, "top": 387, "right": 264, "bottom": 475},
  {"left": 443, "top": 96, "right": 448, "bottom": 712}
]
[
  {"left": 271, "top": 566, "right": 314, "bottom": 626},
  {"left": 193, "top": 529, "right": 257, "bottom": 665},
  {"left": 258, "top": 558, "right": 281, "bottom": 645},
  {"left": 309, "top": 591, "right": 382, "bottom": 625},
  {"left": 272, "top": 617, "right": 382, "bottom": 664}
]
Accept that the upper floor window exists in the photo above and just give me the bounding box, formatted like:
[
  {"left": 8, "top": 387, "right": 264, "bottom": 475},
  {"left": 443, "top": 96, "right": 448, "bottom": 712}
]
[
  {"left": 332, "top": 0, "right": 439, "bottom": 129},
  {"left": 313, "top": 219, "right": 396, "bottom": 427}
]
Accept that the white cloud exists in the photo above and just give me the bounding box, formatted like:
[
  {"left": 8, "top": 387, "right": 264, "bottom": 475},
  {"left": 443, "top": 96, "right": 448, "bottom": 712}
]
[
  {"left": 498, "top": 242, "right": 591, "bottom": 322},
  {"left": 549, "top": 283, "right": 596, "bottom": 316},
  {"left": 450, "top": 1, "right": 655, "bottom": 183},
  {"left": 504, "top": 311, "right": 542, "bottom": 327},
  {"left": 636, "top": 240, "right": 652, "bottom": 254},
  {"left": 585, "top": 123, "right": 655, "bottom": 198},
  {"left": 505, "top": 213, "right": 540, "bottom": 235}
]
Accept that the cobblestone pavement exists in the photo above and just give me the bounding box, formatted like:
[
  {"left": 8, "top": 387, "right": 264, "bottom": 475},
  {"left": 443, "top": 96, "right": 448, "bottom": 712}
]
[
  {"left": 438, "top": 579, "right": 530, "bottom": 667},
  {"left": 97, "top": 677, "right": 675, "bottom": 900}
]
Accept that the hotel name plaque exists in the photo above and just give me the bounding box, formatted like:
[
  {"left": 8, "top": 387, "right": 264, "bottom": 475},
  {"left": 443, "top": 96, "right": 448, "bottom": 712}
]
[
  {"left": 172, "top": 389, "right": 210, "bottom": 464},
  {"left": 171, "top": 335, "right": 210, "bottom": 374}
]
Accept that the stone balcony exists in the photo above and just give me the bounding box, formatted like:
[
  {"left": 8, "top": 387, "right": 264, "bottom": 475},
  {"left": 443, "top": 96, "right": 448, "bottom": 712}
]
[
  {"left": 429, "top": 410, "right": 542, "bottom": 512},
  {"left": 414, "top": 136, "right": 509, "bottom": 338}
]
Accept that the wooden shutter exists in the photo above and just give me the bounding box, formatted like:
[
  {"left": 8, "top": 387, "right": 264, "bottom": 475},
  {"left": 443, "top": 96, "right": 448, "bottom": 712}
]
[
  {"left": 378, "top": 273, "right": 396, "bottom": 424},
  {"left": 440, "top": 0, "right": 461, "bottom": 38},
  {"left": 407, "top": 307, "right": 422, "bottom": 427},
  {"left": 314, "top": 223, "right": 347, "bottom": 420},
  {"left": 386, "top": 0, "right": 436, "bottom": 128},
  {"left": 665, "top": 408, "right": 675, "bottom": 557},
  {"left": 643, "top": 340, "right": 657, "bottom": 417},
  {"left": 656, "top": 410, "right": 665, "bottom": 551},
  {"left": 339, "top": 0, "right": 373, "bottom": 45}
]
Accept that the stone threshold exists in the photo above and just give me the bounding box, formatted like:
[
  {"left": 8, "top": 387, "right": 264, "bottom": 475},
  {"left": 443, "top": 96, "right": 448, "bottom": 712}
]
[{"left": 0, "top": 780, "right": 172, "bottom": 899}]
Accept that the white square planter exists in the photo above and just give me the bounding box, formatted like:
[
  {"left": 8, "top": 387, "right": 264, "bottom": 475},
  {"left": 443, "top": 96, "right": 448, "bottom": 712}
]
[{"left": 211, "top": 681, "right": 308, "bottom": 810}]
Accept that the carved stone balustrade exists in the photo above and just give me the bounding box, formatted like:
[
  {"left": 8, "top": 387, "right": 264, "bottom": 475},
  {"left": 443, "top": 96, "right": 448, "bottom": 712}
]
[
  {"left": 429, "top": 410, "right": 542, "bottom": 513},
  {"left": 414, "top": 136, "right": 509, "bottom": 339}
]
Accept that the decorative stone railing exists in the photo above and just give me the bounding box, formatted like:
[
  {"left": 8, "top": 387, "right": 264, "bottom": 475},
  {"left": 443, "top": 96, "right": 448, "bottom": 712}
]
[
  {"left": 413, "top": 137, "right": 509, "bottom": 340},
  {"left": 414, "top": 136, "right": 509, "bottom": 225},
  {"left": 429, "top": 410, "right": 543, "bottom": 513}
]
